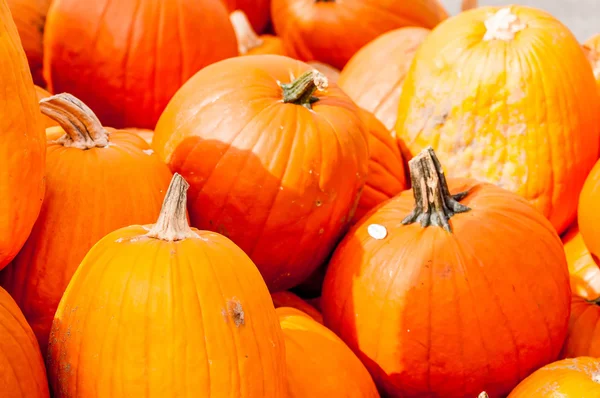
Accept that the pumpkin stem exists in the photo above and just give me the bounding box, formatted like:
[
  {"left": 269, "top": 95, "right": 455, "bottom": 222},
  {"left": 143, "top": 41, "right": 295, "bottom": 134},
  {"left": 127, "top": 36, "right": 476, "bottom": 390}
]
[
  {"left": 281, "top": 70, "right": 328, "bottom": 109},
  {"left": 402, "top": 147, "right": 471, "bottom": 233},
  {"left": 478, "top": 393, "right": 489, "bottom": 398},
  {"left": 39, "top": 93, "right": 109, "bottom": 149},
  {"left": 583, "top": 44, "right": 600, "bottom": 81},
  {"left": 147, "top": 173, "right": 197, "bottom": 241},
  {"left": 483, "top": 7, "right": 526, "bottom": 41},
  {"left": 230, "top": 10, "right": 263, "bottom": 55}
]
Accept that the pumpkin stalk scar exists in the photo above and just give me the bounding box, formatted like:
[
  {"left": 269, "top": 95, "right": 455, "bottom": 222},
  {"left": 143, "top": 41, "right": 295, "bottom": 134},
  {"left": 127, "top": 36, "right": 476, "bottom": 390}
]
[
  {"left": 146, "top": 173, "right": 198, "bottom": 241},
  {"left": 39, "top": 93, "right": 109, "bottom": 149},
  {"left": 402, "top": 147, "right": 470, "bottom": 233},
  {"left": 230, "top": 10, "right": 263, "bottom": 55},
  {"left": 478, "top": 392, "right": 489, "bottom": 398},
  {"left": 483, "top": 7, "right": 526, "bottom": 41},
  {"left": 281, "top": 69, "right": 328, "bottom": 109}
]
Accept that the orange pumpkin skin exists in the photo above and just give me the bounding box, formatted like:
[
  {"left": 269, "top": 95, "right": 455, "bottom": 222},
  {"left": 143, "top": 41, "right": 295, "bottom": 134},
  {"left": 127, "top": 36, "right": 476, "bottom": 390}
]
[
  {"left": 353, "top": 109, "right": 406, "bottom": 224},
  {"left": 271, "top": 291, "right": 323, "bottom": 324},
  {"left": 0, "top": 286, "right": 49, "bottom": 397},
  {"left": 561, "top": 296, "right": 600, "bottom": 359},
  {"left": 277, "top": 307, "right": 379, "bottom": 398},
  {"left": 7, "top": 0, "right": 51, "bottom": 86},
  {"left": 47, "top": 175, "right": 287, "bottom": 397},
  {"left": 153, "top": 55, "right": 369, "bottom": 292},
  {"left": 507, "top": 357, "right": 600, "bottom": 397},
  {"left": 338, "top": 27, "right": 429, "bottom": 131},
  {"left": 224, "top": 0, "right": 270, "bottom": 34},
  {"left": 124, "top": 127, "right": 154, "bottom": 146},
  {"left": 578, "top": 160, "right": 600, "bottom": 260},
  {"left": 43, "top": 0, "right": 238, "bottom": 129},
  {"left": 583, "top": 34, "right": 600, "bottom": 94},
  {"left": 562, "top": 224, "right": 600, "bottom": 300},
  {"left": 230, "top": 10, "right": 285, "bottom": 56},
  {"left": 0, "top": 0, "right": 46, "bottom": 270},
  {"left": 307, "top": 62, "right": 340, "bottom": 85},
  {"left": 396, "top": 6, "right": 600, "bottom": 235},
  {"left": 0, "top": 94, "right": 173, "bottom": 356},
  {"left": 321, "top": 150, "right": 570, "bottom": 397},
  {"left": 271, "top": 0, "right": 447, "bottom": 70}
]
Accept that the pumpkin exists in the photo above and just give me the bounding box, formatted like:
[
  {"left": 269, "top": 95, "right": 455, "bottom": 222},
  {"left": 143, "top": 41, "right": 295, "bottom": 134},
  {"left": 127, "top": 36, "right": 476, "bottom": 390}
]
[
  {"left": 47, "top": 173, "right": 287, "bottom": 397},
  {"left": 578, "top": 160, "right": 600, "bottom": 260},
  {"left": 231, "top": 10, "right": 284, "bottom": 56},
  {"left": 583, "top": 34, "right": 600, "bottom": 94},
  {"left": 34, "top": 85, "right": 59, "bottom": 128},
  {"left": 561, "top": 296, "right": 600, "bottom": 359},
  {"left": 43, "top": 0, "right": 238, "bottom": 129},
  {"left": 353, "top": 108, "right": 407, "bottom": 224},
  {"left": 507, "top": 357, "right": 600, "bottom": 397},
  {"left": 270, "top": 0, "right": 448, "bottom": 70},
  {"left": 271, "top": 291, "right": 323, "bottom": 324},
  {"left": 0, "top": 286, "right": 49, "bottom": 397},
  {"left": 461, "top": 0, "right": 478, "bottom": 11},
  {"left": 395, "top": 6, "right": 600, "bottom": 235},
  {"left": 223, "top": 0, "right": 270, "bottom": 34},
  {"left": 277, "top": 307, "right": 379, "bottom": 398},
  {"left": 152, "top": 55, "right": 369, "bottom": 292},
  {"left": 306, "top": 61, "right": 340, "bottom": 85},
  {"left": 321, "top": 147, "right": 571, "bottom": 397},
  {"left": 7, "top": 0, "right": 51, "bottom": 86},
  {"left": 124, "top": 127, "right": 154, "bottom": 146},
  {"left": 0, "top": 93, "right": 173, "bottom": 355},
  {"left": 0, "top": 0, "right": 46, "bottom": 270},
  {"left": 562, "top": 224, "right": 600, "bottom": 300},
  {"left": 338, "top": 27, "right": 430, "bottom": 131}
]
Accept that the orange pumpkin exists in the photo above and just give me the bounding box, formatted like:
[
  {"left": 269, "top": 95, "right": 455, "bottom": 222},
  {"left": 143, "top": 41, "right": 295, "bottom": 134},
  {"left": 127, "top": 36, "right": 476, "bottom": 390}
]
[
  {"left": 153, "top": 55, "right": 369, "bottom": 292},
  {"left": 306, "top": 61, "right": 340, "bottom": 85},
  {"left": 396, "top": 6, "right": 600, "bottom": 235},
  {"left": 562, "top": 224, "right": 600, "bottom": 300},
  {"left": 578, "top": 160, "right": 600, "bottom": 260},
  {"left": 43, "top": 0, "right": 238, "bottom": 129},
  {"left": 223, "top": 0, "right": 271, "bottom": 34},
  {"left": 0, "top": 0, "right": 46, "bottom": 270},
  {"left": 34, "top": 85, "right": 59, "bottom": 128},
  {"left": 124, "top": 127, "right": 154, "bottom": 146},
  {"left": 271, "top": 0, "right": 447, "bottom": 70},
  {"left": 231, "top": 10, "right": 284, "bottom": 56},
  {"left": 7, "top": 0, "right": 51, "bottom": 86},
  {"left": 47, "top": 174, "right": 287, "bottom": 397},
  {"left": 271, "top": 291, "right": 323, "bottom": 324},
  {"left": 507, "top": 357, "right": 600, "bottom": 397},
  {"left": 0, "top": 286, "right": 49, "bottom": 397},
  {"left": 0, "top": 93, "right": 173, "bottom": 355},
  {"left": 583, "top": 34, "right": 600, "bottom": 94},
  {"left": 353, "top": 108, "right": 407, "bottom": 224},
  {"left": 561, "top": 296, "right": 600, "bottom": 359},
  {"left": 277, "top": 307, "right": 379, "bottom": 398},
  {"left": 338, "top": 27, "right": 429, "bottom": 131},
  {"left": 321, "top": 147, "right": 571, "bottom": 397}
]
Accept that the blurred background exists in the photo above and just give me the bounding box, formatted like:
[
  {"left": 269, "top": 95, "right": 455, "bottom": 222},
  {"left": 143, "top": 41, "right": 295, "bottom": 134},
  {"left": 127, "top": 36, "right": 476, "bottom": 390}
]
[{"left": 444, "top": 0, "right": 599, "bottom": 40}]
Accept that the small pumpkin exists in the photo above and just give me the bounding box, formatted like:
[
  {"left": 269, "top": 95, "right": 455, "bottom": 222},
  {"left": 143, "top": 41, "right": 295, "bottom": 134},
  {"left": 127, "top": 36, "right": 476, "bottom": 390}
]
[
  {"left": 562, "top": 224, "right": 600, "bottom": 300},
  {"left": 338, "top": 27, "right": 430, "bottom": 131},
  {"left": 0, "top": 93, "right": 173, "bottom": 355},
  {"left": 7, "top": 0, "right": 51, "bottom": 86},
  {"left": 43, "top": 0, "right": 238, "bottom": 129},
  {"left": 561, "top": 296, "right": 600, "bottom": 359},
  {"left": 231, "top": 10, "right": 284, "bottom": 56},
  {"left": 578, "top": 160, "right": 600, "bottom": 260},
  {"left": 271, "top": 0, "right": 447, "bottom": 70},
  {"left": 0, "top": 286, "right": 50, "bottom": 397},
  {"left": 396, "top": 6, "right": 600, "bottom": 235},
  {"left": 321, "top": 147, "right": 571, "bottom": 397},
  {"left": 271, "top": 291, "right": 323, "bottom": 324},
  {"left": 47, "top": 174, "right": 287, "bottom": 397},
  {"left": 583, "top": 34, "right": 600, "bottom": 94},
  {"left": 223, "top": 0, "right": 271, "bottom": 34},
  {"left": 153, "top": 55, "right": 369, "bottom": 292},
  {"left": 507, "top": 357, "right": 600, "bottom": 397},
  {"left": 0, "top": 0, "right": 46, "bottom": 270},
  {"left": 277, "top": 307, "right": 379, "bottom": 398},
  {"left": 306, "top": 61, "right": 340, "bottom": 85}
]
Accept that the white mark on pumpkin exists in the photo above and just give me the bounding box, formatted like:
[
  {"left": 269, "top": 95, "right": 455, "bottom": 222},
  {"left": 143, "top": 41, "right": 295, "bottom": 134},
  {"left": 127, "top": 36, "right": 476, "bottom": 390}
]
[
  {"left": 593, "top": 373, "right": 600, "bottom": 383},
  {"left": 224, "top": 299, "right": 245, "bottom": 327},
  {"left": 367, "top": 224, "right": 387, "bottom": 240},
  {"left": 142, "top": 149, "right": 154, "bottom": 155},
  {"left": 115, "top": 238, "right": 124, "bottom": 243}
]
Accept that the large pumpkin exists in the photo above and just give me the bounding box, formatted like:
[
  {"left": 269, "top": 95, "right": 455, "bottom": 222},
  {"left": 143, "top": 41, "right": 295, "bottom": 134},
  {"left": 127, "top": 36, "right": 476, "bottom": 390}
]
[
  {"left": 271, "top": 0, "right": 447, "bottom": 70},
  {"left": 153, "top": 55, "right": 369, "bottom": 292},
  {"left": 321, "top": 147, "right": 571, "bottom": 397},
  {"left": 43, "top": 0, "right": 238, "bottom": 129},
  {"left": 223, "top": 0, "right": 270, "bottom": 34},
  {"left": 561, "top": 296, "right": 600, "bottom": 359},
  {"left": 277, "top": 307, "right": 379, "bottom": 398},
  {"left": 47, "top": 174, "right": 287, "bottom": 397},
  {"left": 0, "top": 0, "right": 46, "bottom": 270},
  {"left": 230, "top": 10, "right": 284, "bottom": 56},
  {"left": 583, "top": 34, "right": 600, "bottom": 94},
  {"left": 507, "top": 357, "right": 600, "bottom": 397},
  {"left": 338, "top": 27, "right": 430, "bottom": 131},
  {"left": 396, "top": 6, "right": 600, "bottom": 235},
  {"left": 562, "top": 224, "right": 600, "bottom": 300},
  {"left": 0, "top": 93, "right": 173, "bottom": 355},
  {"left": 578, "top": 160, "right": 600, "bottom": 260},
  {"left": 7, "top": 0, "right": 51, "bottom": 86},
  {"left": 0, "top": 286, "right": 49, "bottom": 397}
]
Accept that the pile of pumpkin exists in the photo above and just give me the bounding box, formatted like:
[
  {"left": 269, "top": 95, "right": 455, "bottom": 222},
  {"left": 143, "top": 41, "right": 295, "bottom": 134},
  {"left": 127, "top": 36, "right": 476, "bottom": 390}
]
[{"left": 4, "top": 0, "right": 600, "bottom": 396}]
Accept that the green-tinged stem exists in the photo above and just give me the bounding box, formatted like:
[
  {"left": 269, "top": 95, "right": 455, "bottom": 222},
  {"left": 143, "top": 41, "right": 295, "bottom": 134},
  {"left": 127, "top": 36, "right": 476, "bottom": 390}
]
[{"left": 281, "top": 70, "right": 328, "bottom": 109}]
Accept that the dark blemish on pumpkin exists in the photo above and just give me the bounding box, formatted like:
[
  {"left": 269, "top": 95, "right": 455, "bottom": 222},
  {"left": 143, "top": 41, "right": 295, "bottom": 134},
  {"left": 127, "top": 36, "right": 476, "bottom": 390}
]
[
  {"left": 315, "top": 199, "right": 322, "bottom": 207},
  {"left": 225, "top": 299, "right": 245, "bottom": 327},
  {"left": 432, "top": 112, "right": 449, "bottom": 126}
]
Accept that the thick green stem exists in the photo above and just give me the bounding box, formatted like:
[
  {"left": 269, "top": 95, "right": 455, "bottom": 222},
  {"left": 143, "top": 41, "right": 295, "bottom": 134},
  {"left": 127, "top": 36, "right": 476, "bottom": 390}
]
[
  {"left": 402, "top": 147, "right": 471, "bottom": 233},
  {"left": 281, "top": 70, "right": 328, "bottom": 109}
]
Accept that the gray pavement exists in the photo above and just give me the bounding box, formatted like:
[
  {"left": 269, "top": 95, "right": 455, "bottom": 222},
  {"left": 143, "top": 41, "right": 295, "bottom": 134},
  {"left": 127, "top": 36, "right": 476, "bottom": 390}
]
[{"left": 443, "top": 0, "right": 599, "bottom": 41}]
